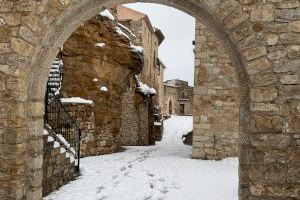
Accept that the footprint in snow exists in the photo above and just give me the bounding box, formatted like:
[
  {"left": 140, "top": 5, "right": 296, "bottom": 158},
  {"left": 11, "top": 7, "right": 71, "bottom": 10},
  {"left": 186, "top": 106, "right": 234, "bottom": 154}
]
[
  {"left": 147, "top": 172, "right": 155, "bottom": 177},
  {"left": 160, "top": 187, "right": 169, "bottom": 194},
  {"left": 149, "top": 182, "right": 155, "bottom": 189},
  {"left": 171, "top": 182, "right": 180, "bottom": 190},
  {"left": 120, "top": 167, "right": 126, "bottom": 172},
  {"left": 113, "top": 180, "right": 120, "bottom": 187},
  {"left": 97, "top": 195, "right": 108, "bottom": 200},
  {"left": 143, "top": 195, "right": 153, "bottom": 200},
  {"left": 112, "top": 174, "right": 118, "bottom": 180},
  {"left": 123, "top": 171, "right": 130, "bottom": 176},
  {"left": 158, "top": 178, "right": 165, "bottom": 183},
  {"left": 97, "top": 186, "right": 105, "bottom": 194}
]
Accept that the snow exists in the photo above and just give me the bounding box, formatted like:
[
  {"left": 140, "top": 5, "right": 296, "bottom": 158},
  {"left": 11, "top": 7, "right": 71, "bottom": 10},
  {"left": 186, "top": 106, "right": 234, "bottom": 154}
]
[
  {"left": 154, "top": 122, "right": 162, "bottom": 126},
  {"left": 60, "top": 97, "right": 93, "bottom": 104},
  {"left": 57, "top": 134, "right": 71, "bottom": 148},
  {"left": 100, "top": 86, "right": 108, "bottom": 92},
  {"left": 47, "top": 136, "right": 54, "bottom": 142},
  {"left": 69, "top": 147, "right": 76, "bottom": 155},
  {"left": 43, "top": 129, "right": 49, "bottom": 136},
  {"left": 44, "top": 116, "right": 238, "bottom": 200},
  {"left": 130, "top": 44, "right": 144, "bottom": 53},
  {"left": 137, "top": 81, "right": 156, "bottom": 95},
  {"left": 70, "top": 156, "right": 75, "bottom": 163},
  {"left": 60, "top": 147, "right": 66, "bottom": 154},
  {"left": 118, "top": 23, "right": 136, "bottom": 38},
  {"left": 54, "top": 141, "right": 60, "bottom": 148},
  {"left": 115, "top": 27, "right": 130, "bottom": 40},
  {"left": 159, "top": 116, "right": 192, "bottom": 146},
  {"left": 99, "top": 9, "right": 115, "bottom": 20},
  {"left": 95, "top": 43, "right": 106, "bottom": 48}
]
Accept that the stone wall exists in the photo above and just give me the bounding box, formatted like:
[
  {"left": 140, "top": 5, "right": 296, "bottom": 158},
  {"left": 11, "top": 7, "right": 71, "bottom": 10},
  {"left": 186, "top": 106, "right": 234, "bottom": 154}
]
[
  {"left": 61, "top": 15, "right": 143, "bottom": 156},
  {"left": 120, "top": 87, "right": 149, "bottom": 146},
  {"left": 120, "top": 80, "right": 153, "bottom": 146},
  {"left": 192, "top": 22, "right": 240, "bottom": 160},
  {"left": 60, "top": 103, "right": 97, "bottom": 157},
  {"left": 42, "top": 128, "right": 79, "bottom": 197}
]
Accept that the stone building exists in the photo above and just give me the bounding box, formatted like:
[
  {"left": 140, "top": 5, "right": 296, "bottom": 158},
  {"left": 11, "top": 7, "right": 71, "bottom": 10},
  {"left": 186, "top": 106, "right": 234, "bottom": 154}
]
[
  {"left": 115, "top": 5, "right": 165, "bottom": 106},
  {"left": 114, "top": 6, "right": 165, "bottom": 145},
  {"left": 163, "top": 79, "right": 194, "bottom": 116}
]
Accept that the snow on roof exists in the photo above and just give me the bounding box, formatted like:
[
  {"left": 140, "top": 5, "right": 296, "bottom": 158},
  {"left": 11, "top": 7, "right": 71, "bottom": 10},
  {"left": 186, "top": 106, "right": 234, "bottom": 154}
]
[
  {"left": 130, "top": 44, "right": 144, "bottom": 53},
  {"left": 115, "top": 27, "right": 130, "bottom": 40},
  {"left": 60, "top": 97, "right": 94, "bottom": 104},
  {"left": 137, "top": 81, "right": 156, "bottom": 95},
  {"left": 118, "top": 22, "right": 136, "bottom": 38},
  {"left": 99, "top": 9, "right": 115, "bottom": 20}
]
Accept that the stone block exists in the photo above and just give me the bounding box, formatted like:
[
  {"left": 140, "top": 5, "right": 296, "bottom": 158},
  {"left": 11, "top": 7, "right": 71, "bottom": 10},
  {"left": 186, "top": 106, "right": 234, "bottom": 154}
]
[
  {"left": 215, "top": 0, "right": 238, "bottom": 20},
  {"left": 281, "top": 85, "right": 300, "bottom": 99},
  {"left": 246, "top": 57, "right": 271, "bottom": 75},
  {"left": 251, "top": 5, "right": 275, "bottom": 22},
  {"left": 291, "top": 20, "right": 300, "bottom": 33},
  {"left": 250, "top": 73, "right": 278, "bottom": 87},
  {"left": 287, "top": 45, "right": 300, "bottom": 59},
  {"left": 280, "top": 74, "right": 299, "bottom": 85},
  {"left": 225, "top": 9, "right": 249, "bottom": 30},
  {"left": 251, "top": 134, "right": 291, "bottom": 149},
  {"left": 11, "top": 38, "right": 34, "bottom": 57},
  {"left": 251, "top": 86, "right": 278, "bottom": 103},
  {"left": 243, "top": 46, "right": 267, "bottom": 61},
  {"left": 251, "top": 114, "right": 281, "bottom": 133},
  {"left": 276, "top": 0, "right": 300, "bottom": 9},
  {"left": 266, "top": 34, "right": 279, "bottom": 46}
]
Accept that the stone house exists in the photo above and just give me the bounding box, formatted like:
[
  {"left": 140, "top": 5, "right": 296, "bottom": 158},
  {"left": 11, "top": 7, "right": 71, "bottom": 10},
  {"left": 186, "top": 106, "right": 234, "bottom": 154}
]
[
  {"left": 163, "top": 79, "right": 194, "bottom": 116},
  {"left": 114, "top": 6, "right": 166, "bottom": 145},
  {"left": 114, "top": 5, "right": 165, "bottom": 107}
]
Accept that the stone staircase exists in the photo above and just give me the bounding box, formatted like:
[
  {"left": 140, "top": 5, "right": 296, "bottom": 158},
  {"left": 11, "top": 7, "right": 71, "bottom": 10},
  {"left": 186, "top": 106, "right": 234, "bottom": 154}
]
[
  {"left": 47, "top": 58, "right": 63, "bottom": 95},
  {"left": 42, "top": 125, "right": 79, "bottom": 196}
]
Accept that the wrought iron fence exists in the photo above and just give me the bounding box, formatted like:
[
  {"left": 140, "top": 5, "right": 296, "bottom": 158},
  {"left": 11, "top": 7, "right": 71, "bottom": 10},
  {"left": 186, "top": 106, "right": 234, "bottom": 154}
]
[{"left": 44, "top": 82, "right": 81, "bottom": 171}]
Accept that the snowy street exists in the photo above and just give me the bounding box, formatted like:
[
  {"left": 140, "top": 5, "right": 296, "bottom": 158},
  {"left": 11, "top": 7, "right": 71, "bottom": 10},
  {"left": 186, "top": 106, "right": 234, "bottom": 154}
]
[{"left": 44, "top": 116, "right": 238, "bottom": 200}]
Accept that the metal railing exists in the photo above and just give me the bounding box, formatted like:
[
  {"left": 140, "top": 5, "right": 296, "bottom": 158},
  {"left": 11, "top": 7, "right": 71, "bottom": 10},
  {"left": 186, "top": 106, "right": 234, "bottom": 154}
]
[{"left": 44, "top": 82, "right": 81, "bottom": 171}]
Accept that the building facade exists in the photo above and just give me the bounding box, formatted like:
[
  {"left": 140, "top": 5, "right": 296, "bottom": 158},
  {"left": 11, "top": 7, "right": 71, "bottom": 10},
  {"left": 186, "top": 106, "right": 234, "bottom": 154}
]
[
  {"left": 163, "top": 79, "right": 194, "bottom": 116},
  {"left": 115, "top": 6, "right": 165, "bottom": 145},
  {"left": 115, "top": 5, "right": 165, "bottom": 107}
]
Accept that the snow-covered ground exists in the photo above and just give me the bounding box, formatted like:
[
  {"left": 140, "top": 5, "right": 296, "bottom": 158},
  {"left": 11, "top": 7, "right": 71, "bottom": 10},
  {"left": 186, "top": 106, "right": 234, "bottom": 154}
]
[{"left": 44, "top": 116, "right": 238, "bottom": 200}]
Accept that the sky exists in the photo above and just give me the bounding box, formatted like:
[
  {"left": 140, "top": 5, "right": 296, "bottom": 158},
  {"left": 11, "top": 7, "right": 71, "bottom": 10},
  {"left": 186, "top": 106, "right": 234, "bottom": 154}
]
[{"left": 125, "top": 3, "right": 196, "bottom": 86}]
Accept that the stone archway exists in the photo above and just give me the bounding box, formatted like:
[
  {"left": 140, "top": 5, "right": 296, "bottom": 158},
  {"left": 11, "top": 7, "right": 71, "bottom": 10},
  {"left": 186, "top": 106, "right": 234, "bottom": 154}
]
[{"left": 1, "top": 0, "right": 299, "bottom": 199}]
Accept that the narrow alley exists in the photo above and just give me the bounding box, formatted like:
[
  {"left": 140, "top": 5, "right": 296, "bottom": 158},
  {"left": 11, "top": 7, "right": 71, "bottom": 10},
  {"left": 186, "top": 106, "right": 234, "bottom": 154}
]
[{"left": 44, "top": 116, "right": 238, "bottom": 200}]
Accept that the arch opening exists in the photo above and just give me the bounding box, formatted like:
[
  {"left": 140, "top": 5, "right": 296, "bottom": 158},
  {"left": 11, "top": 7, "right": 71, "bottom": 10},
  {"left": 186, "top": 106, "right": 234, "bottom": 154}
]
[{"left": 2, "top": 0, "right": 257, "bottom": 199}]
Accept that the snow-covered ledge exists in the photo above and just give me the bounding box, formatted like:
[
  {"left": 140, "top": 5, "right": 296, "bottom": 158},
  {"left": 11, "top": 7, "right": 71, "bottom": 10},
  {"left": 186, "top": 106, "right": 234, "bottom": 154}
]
[{"left": 60, "top": 97, "right": 94, "bottom": 104}]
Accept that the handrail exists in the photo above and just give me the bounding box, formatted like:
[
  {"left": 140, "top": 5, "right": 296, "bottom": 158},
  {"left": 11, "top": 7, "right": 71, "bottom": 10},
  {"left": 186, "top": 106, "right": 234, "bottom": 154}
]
[{"left": 44, "top": 81, "right": 81, "bottom": 171}]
